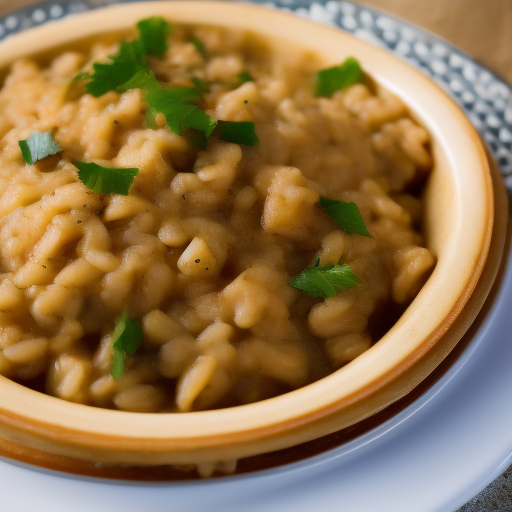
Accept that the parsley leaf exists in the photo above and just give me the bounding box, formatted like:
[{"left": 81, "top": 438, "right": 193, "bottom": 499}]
[
  {"left": 83, "top": 16, "right": 171, "bottom": 97},
  {"left": 86, "top": 40, "right": 147, "bottom": 97},
  {"left": 191, "top": 76, "right": 211, "bottom": 93},
  {"left": 217, "top": 120, "right": 259, "bottom": 146},
  {"left": 119, "top": 67, "right": 154, "bottom": 93},
  {"left": 143, "top": 78, "right": 217, "bottom": 136},
  {"left": 113, "top": 66, "right": 217, "bottom": 137},
  {"left": 319, "top": 197, "right": 372, "bottom": 237},
  {"left": 145, "top": 108, "right": 160, "bottom": 130},
  {"left": 19, "top": 131, "right": 63, "bottom": 165},
  {"left": 77, "top": 19, "right": 218, "bottom": 138},
  {"left": 290, "top": 264, "right": 362, "bottom": 298},
  {"left": 74, "top": 161, "right": 139, "bottom": 195},
  {"left": 190, "top": 36, "right": 208, "bottom": 59},
  {"left": 71, "top": 72, "right": 92, "bottom": 84},
  {"left": 136, "top": 16, "right": 172, "bottom": 59},
  {"left": 315, "top": 57, "right": 364, "bottom": 98},
  {"left": 237, "top": 70, "right": 254, "bottom": 85},
  {"left": 111, "top": 311, "right": 144, "bottom": 380},
  {"left": 187, "top": 129, "right": 209, "bottom": 150}
]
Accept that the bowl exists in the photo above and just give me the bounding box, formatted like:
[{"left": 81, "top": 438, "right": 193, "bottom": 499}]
[{"left": 0, "top": 1, "right": 506, "bottom": 472}]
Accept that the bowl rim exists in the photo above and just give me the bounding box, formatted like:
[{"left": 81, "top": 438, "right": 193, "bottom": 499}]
[{"left": 0, "top": 1, "right": 494, "bottom": 461}]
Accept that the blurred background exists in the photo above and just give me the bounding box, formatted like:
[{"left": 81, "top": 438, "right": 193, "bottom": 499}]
[
  {"left": 0, "top": 0, "right": 511, "bottom": 85},
  {"left": 366, "top": 0, "right": 512, "bottom": 85}
]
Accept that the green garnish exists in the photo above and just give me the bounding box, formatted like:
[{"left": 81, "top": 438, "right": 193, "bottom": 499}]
[
  {"left": 77, "top": 19, "right": 217, "bottom": 139},
  {"left": 19, "top": 131, "right": 63, "bottom": 165},
  {"left": 187, "top": 129, "right": 209, "bottom": 150},
  {"left": 82, "top": 16, "right": 171, "bottom": 97},
  {"left": 126, "top": 70, "right": 217, "bottom": 136},
  {"left": 314, "top": 57, "right": 364, "bottom": 98},
  {"left": 190, "top": 36, "right": 208, "bottom": 59},
  {"left": 85, "top": 40, "right": 147, "bottom": 97},
  {"left": 144, "top": 107, "right": 160, "bottom": 130},
  {"left": 111, "top": 311, "right": 144, "bottom": 380},
  {"left": 191, "top": 76, "right": 211, "bottom": 93},
  {"left": 71, "top": 72, "right": 92, "bottom": 84},
  {"left": 319, "top": 197, "right": 372, "bottom": 237},
  {"left": 290, "top": 264, "right": 362, "bottom": 299},
  {"left": 136, "top": 16, "right": 172, "bottom": 59},
  {"left": 237, "top": 70, "right": 254, "bottom": 85},
  {"left": 74, "top": 161, "right": 139, "bottom": 196},
  {"left": 138, "top": 73, "right": 217, "bottom": 136},
  {"left": 217, "top": 120, "right": 260, "bottom": 146},
  {"left": 76, "top": 19, "right": 261, "bottom": 145}
]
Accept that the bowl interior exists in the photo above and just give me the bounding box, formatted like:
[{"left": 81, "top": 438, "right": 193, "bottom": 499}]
[{"left": 0, "top": 1, "right": 494, "bottom": 465}]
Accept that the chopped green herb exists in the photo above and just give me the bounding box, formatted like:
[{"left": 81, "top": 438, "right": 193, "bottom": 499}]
[
  {"left": 190, "top": 36, "right": 208, "bottom": 59},
  {"left": 81, "top": 16, "right": 171, "bottom": 97},
  {"left": 19, "top": 131, "right": 63, "bottom": 165},
  {"left": 314, "top": 57, "right": 364, "bottom": 98},
  {"left": 85, "top": 40, "right": 147, "bottom": 97},
  {"left": 290, "top": 264, "right": 362, "bottom": 298},
  {"left": 74, "top": 161, "right": 139, "bottom": 196},
  {"left": 145, "top": 107, "right": 160, "bottom": 130},
  {"left": 136, "top": 16, "right": 172, "bottom": 58},
  {"left": 237, "top": 70, "right": 254, "bottom": 85},
  {"left": 71, "top": 71, "right": 92, "bottom": 84},
  {"left": 118, "top": 66, "right": 154, "bottom": 92},
  {"left": 319, "top": 197, "right": 372, "bottom": 237},
  {"left": 191, "top": 76, "right": 211, "bottom": 93},
  {"left": 101, "top": 63, "right": 216, "bottom": 137},
  {"left": 217, "top": 120, "right": 259, "bottom": 146},
  {"left": 143, "top": 78, "right": 217, "bottom": 136},
  {"left": 120, "top": 68, "right": 217, "bottom": 135},
  {"left": 110, "top": 311, "right": 144, "bottom": 380},
  {"left": 76, "top": 19, "right": 218, "bottom": 138},
  {"left": 187, "top": 129, "right": 208, "bottom": 150}
]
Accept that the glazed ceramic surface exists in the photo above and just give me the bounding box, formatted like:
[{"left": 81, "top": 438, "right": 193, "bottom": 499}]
[{"left": 0, "top": 1, "right": 511, "bottom": 510}]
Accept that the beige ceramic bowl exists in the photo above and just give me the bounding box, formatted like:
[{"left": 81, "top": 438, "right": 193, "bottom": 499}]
[{"left": 0, "top": 1, "right": 506, "bottom": 471}]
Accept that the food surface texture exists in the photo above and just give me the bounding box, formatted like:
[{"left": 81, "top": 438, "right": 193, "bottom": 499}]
[{"left": 0, "top": 19, "right": 435, "bottom": 412}]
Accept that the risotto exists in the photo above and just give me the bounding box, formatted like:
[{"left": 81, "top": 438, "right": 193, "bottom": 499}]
[{"left": 0, "top": 18, "right": 434, "bottom": 413}]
